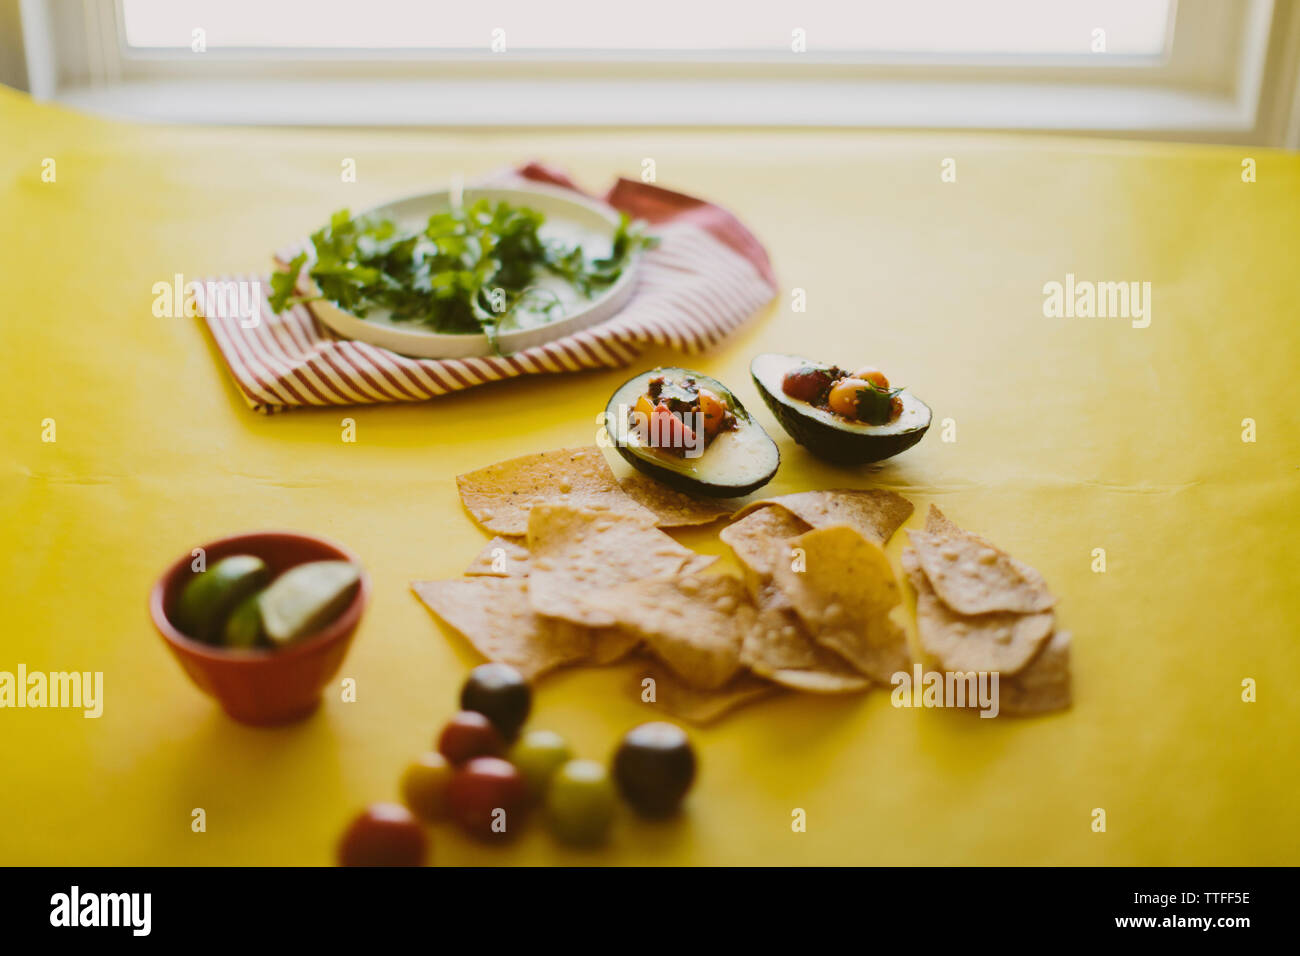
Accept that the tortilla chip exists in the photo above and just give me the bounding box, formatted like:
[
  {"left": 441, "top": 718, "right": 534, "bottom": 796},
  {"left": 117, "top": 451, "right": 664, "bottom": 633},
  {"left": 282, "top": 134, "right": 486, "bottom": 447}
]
[
  {"left": 587, "top": 626, "right": 643, "bottom": 665},
  {"left": 456, "top": 446, "right": 655, "bottom": 535},
  {"left": 625, "top": 659, "right": 778, "bottom": 724},
  {"left": 767, "top": 668, "right": 874, "bottom": 694},
  {"left": 618, "top": 473, "right": 739, "bottom": 528},
  {"left": 464, "top": 536, "right": 530, "bottom": 577},
  {"left": 733, "top": 489, "right": 913, "bottom": 545},
  {"left": 926, "top": 507, "right": 1054, "bottom": 609},
  {"left": 411, "top": 577, "right": 590, "bottom": 679},
  {"left": 741, "top": 597, "right": 819, "bottom": 671},
  {"left": 926, "top": 504, "right": 1048, "bottom": 589},
  {"left": 525, "top": 503, "right": 700, "bottom": 627},
  {"left": 584, "top": 573, "right": 749, "bottom": 690},
  {"left": 771, "top": 525, "right": 909, "bottom": 683},
  {"left": 741, "top": 599, "right": 873, "bottom": 693},
  {"left": 924, "top": 504, "right": 962, "bottom": 535},
  {"left": 999, "top": 630, "right": 1072, "bottom": 716},
  {"left": 720, "top": 506, "right": 812, "bottom": 582},
  {"left": 681, "top": 553, "right": 723, "bottom": 575},
  {"left": 907, "top": 528, "right": 1055, "bottom": 616},
  {"left": 903, "top": 548, "right": 1054, "bottom": 675},
  {"left": 750, "top": 578, "right": 795, "bottom": 612}
]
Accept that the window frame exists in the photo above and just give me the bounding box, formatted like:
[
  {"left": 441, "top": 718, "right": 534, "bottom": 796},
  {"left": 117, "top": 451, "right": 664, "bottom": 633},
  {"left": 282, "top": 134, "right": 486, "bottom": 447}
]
[{"left": 14, "top": 0, "right": 1299, "bottom": 146}]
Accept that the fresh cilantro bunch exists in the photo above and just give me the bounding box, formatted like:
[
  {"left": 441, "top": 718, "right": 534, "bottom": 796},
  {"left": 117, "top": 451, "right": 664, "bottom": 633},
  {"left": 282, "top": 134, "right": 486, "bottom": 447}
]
[{"left": 269, "top": 199, "right": 655, "bottom": 351}]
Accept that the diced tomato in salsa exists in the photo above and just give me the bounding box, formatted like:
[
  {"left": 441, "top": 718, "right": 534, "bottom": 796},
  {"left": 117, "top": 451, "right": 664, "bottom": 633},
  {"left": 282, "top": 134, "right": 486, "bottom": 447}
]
[{"left": 630, "top": 375, "right": 735, "bottom": 455}]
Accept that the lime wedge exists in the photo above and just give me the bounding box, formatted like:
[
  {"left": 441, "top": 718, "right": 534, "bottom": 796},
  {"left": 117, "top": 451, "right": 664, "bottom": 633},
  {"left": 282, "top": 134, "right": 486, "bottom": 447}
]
[
  {"left": 175, "top": 555, "right": 270, "bottom": 644},
  {"left": 259, "top": 561, "right": 360, "bottom": 647},
  {"left": 223, "top": 593, "right": 267, "bottom": 649}
]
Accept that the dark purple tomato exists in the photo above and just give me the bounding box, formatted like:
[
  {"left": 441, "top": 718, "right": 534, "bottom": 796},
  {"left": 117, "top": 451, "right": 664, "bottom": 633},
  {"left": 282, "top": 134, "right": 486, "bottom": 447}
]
[
  {"left": 337, "top": 803, "right": 428, "bottom": 867},
  {"left": 459, "top": 663, "right": 532, "bottom": 740},
  {"left": 437, "top": 711, "right": 505, "bottom": 765},
  {"left": 446, "top": 757, "right": 528, "bottom": 840},
  {"left": 781, "top": 365, "right": 834, "bottom": 403},
  {"left": 612, "top": 722, "right": 697, "bottom": 818}
]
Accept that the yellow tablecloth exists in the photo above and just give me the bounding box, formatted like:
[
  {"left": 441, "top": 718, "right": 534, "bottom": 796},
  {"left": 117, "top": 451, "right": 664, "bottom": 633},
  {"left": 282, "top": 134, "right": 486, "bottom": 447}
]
[{"left": 1, "top": 87, "right": 1296, "bottom": 866}]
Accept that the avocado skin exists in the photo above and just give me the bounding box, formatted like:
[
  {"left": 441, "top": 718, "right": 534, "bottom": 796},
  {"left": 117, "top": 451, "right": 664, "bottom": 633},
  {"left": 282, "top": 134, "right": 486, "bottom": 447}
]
[
  {"left": 752, "top": 370, "right": 931, "bottom": 465},
  {"left": 611, "top": 440, "right": 778, "bottom": 498}
]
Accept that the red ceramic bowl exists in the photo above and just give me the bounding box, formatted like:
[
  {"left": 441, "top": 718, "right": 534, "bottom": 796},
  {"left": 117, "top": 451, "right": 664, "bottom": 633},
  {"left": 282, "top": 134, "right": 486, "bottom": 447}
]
[{"left": 149, "top": 531, "right": 370, "bottom": 726}]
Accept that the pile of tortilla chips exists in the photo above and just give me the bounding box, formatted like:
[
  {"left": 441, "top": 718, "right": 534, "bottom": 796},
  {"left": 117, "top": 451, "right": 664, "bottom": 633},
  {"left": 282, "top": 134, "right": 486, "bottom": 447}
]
[
  {"left": 413, "top": 445, "right": 1070, "bottom": 723},
  {"left": 902, "top": 507, "right": 1071, "bottom": 715}
]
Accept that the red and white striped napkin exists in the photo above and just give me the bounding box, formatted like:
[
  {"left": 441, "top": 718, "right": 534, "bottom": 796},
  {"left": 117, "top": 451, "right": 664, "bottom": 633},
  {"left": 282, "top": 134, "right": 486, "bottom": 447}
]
[{"left": 199, "top": 163, "right": 777, "bottom": 414}]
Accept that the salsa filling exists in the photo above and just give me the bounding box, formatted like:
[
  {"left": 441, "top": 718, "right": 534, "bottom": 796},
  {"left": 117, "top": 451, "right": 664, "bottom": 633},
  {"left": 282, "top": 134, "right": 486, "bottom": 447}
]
[
  {"left": 630, "top": 375, "right": 737, "bottom": 457},
  {"left": 780, "top": 363, "right": 904, "bottom": 426}
]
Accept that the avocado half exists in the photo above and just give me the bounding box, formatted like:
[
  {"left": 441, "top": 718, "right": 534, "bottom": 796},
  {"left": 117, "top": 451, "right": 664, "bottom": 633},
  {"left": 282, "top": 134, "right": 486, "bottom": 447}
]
[
  {"left": 604, "top": 367, "right": 780, "bottom": 497},
  {"left": 751, "top": 353, "right": 931, "bottom": 465}
]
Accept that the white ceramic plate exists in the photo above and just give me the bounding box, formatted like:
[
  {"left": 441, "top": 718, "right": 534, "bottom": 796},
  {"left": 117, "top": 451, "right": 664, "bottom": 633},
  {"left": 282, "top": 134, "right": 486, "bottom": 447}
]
[{"left": 303, "top": 184, "right": 639, "bottom": 360}]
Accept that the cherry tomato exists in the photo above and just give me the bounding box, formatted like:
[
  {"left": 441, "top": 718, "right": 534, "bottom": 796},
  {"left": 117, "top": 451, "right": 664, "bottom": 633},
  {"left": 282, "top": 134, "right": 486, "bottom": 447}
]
[
  {"left": 446, "top": 756, "right": 528, "bottom": 840},
  {"left": 460, "top": 662, "right": 531, "bottom": 741},
  {"left": 509, "top": 729, "right": 573, "bottom": 802},
  {"left": 649, "top": 403, "right": 694, "bottom": 452},
  {"left": 337, "top": 803, "right": 428, "bottom": 867},
  {"left": 632, "top": 393, "right": 656, "bottom": 437},
  {"left": 613, "top": 722, "right": 696, "bottom": 818},
  {"left": 437, "top": 710, "right": 505, "bottom": 765},
  {"left": 698, "top": 388, "right": 727, "bottom": 440},
  {"left": 827, "top": 378, "right": 872, "bottom": 419},
  {"left": 781, "top": 365, "right": 834, "bottom": 403},
  {"left": 849, "top": 366, "right": 890, "bottom": 389},
  {"left": 546, "top": 759, "right": 617, "bottom": 846},
  {"left": 400, "top": 752, "right": 454, "bottom": 821}
]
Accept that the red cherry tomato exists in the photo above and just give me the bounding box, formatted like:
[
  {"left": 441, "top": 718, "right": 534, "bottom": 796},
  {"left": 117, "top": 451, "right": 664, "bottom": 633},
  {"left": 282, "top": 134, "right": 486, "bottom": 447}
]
[
  {"left": 781, "top": 365, "right": 833, "bottom": 403},
  {"left": 648, "top": 402, "right": 695, "bottom": 452},
  {"left": 446, "top": 757, "right": 528, "bottom": 840},
  {"left": 437, "top": 711, "right": 505, "bottom": 765},
  {"left": 337, "top": 803, "right": 428, "bottom": 867}
]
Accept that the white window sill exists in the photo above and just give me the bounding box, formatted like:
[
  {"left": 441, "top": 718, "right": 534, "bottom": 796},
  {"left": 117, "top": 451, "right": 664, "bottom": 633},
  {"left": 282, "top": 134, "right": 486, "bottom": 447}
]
[{"left": 53, "top": 77, "right": 1256, "bottom": 139}]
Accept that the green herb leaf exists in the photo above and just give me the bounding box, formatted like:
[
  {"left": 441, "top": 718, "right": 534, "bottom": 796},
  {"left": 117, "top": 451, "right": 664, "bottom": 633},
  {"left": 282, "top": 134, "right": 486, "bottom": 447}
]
[
  {"left": 269, "top": 200, "right": 655, "bottom": 355},
  {"left": 853, "top": 382, "right": 904, "bottom": 425},
  {"left": 269, "top": 251, "right": 308, "bottom": 313}
]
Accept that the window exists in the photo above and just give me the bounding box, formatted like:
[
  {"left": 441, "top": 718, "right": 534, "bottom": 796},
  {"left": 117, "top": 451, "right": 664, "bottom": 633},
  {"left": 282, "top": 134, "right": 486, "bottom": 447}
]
[
  {"left": 14, "top": 0, "right": 1300, "bottom": 146},
  {"left": 119, "top": 0, "right": 1172, "bottom": 57}
]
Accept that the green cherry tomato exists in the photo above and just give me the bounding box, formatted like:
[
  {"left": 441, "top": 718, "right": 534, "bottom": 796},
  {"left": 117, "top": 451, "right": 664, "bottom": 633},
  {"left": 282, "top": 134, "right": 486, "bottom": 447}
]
[
  {"left": 508, "top": 729, "right": 572, "bottom": 802},
  {"left": 546, "top": 759, "right": 617, "bottom": 847}
]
